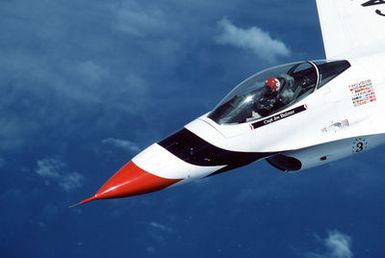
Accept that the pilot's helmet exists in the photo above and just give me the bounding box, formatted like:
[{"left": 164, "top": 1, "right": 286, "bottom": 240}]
[{"left": 265, "top": 77, "right": 281, "bottom": 92}]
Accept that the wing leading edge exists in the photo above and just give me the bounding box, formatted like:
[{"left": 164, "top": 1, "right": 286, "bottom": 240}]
[{"left": 316, "top": 0, "right": 385, "bottom": 59}]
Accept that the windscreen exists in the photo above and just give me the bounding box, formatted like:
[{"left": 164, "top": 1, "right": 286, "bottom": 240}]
[{"left": 208, "top": 61, "right": 318, "bottom": 125}]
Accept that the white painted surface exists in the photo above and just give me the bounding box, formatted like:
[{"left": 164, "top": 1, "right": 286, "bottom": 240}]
[{"left": 132, "top": 143, "right": 225, "bottom": 180}]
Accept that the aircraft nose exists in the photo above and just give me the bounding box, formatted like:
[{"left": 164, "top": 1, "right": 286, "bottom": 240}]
[{"left": 80, "top": 161, "right": 182, "bottom": 204}]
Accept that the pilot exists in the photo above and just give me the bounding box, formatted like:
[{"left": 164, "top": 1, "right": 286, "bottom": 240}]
[
  {"left": 256, "top": 76, "right": 296, "bottom": 116},
  {"left": 256, "top": 77, "right": 281, "bottom": 115},
  {"left": 265, "top": 77, "right": 281, "bottom": 93}
]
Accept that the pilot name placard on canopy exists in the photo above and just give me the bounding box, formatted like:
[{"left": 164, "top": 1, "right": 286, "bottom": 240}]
[{"left": 251, "top": 105, "right": 308, "bottom": 129}]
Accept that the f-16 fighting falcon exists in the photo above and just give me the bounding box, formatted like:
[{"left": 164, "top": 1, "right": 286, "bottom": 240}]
[{"left": 78, "top": 0, "right": 385, "bottom": 205}]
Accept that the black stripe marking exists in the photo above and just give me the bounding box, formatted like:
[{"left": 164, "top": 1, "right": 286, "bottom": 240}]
[
  {"left": 251, "top": 105, "right": 307, "bottom": 129},
  {"left": 158, "top": 128, "right": 272, "bottom": 168}
]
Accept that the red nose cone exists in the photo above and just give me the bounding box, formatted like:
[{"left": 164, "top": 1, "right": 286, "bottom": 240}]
[{"left": 81, "top": 161, "right": 182, "bottom": 204}]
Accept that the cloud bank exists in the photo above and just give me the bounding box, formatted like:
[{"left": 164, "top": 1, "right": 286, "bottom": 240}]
[
  {"left": 102, "top": 137, "right": 141, "bottom": 153},
  {"left": 36, "top": 158, "right": 84, "bottom": 192},
  {"left": 215, "top": 18, "right": 290, "bottom": 62},
  {"left": 305, "top": 230, "right": 353, "bottom": 258},
  {"left": 113, "top": 1, "right": 171, "bottom": 37},
  {"left": 149, "top": 221, "right": 174, "bottom": 233}
]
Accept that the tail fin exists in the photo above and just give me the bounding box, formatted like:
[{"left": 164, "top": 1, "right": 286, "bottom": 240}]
[{"left": 316, "top": 0, "right": 385, "bottom": 59}]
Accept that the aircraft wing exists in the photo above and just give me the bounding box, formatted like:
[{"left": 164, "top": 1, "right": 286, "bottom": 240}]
[{"left": 316, "top": 0, "right": 385, "bottom": 59}]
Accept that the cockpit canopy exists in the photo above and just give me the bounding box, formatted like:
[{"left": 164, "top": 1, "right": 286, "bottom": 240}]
[{"left": 208, "top": 60, "right": 350, "bottom": 125}]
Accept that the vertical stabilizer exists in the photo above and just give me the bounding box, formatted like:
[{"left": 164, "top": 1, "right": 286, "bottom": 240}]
[{"left": 316, "top": 0, "right": 385, "bottom": 58}]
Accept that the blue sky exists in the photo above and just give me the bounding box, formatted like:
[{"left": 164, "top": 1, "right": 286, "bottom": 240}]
[{"left": 1, "top": 0, "right": 385, "bottom": 257}]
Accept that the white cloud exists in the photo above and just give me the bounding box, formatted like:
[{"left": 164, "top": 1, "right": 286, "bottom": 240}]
[
  {"left": 102, "top": 137, "right": 140, "bottom": 153},
  {"left": 149, "top": 221, "right": 174, "bottom": 233},
  {"left": 305, "top": 230, "right": 353, "bottom": 258},
  {"left": 215, "top": 18, "right": 290, "bottom": 62},
  {"left": 76, "top": 61, "right": 110, "bottom": 86},
  {"left": 113, "top": 1, "right": 171, "bottom": 37},
  {"left": 145, "top": 221, "right": 175, "bottom": 246},
  {"left": 146, "top": 246, "right": 156, "bottom": 254},
  {"left": 36, "top": 158, "right": 63, "bottom": 178},
  {"left": 58, "top": 172, "right": 84, "bottom": 192},
  {"left": 36, "top": 158, "right": 84, "bottom": 192}
]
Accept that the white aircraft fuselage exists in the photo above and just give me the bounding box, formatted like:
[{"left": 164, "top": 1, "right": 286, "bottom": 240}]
[{"left": 79, "top": 0, "right": 385, "bottom": 204}]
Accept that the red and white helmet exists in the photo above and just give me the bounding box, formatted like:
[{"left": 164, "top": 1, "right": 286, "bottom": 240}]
[{"left": 265, "top": 77, "right": 281, "bottom": 92}]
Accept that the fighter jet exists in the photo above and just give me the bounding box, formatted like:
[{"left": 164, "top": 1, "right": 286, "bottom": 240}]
[{"left": 80, "top": 0, "right": 385, "bottom": 204}]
